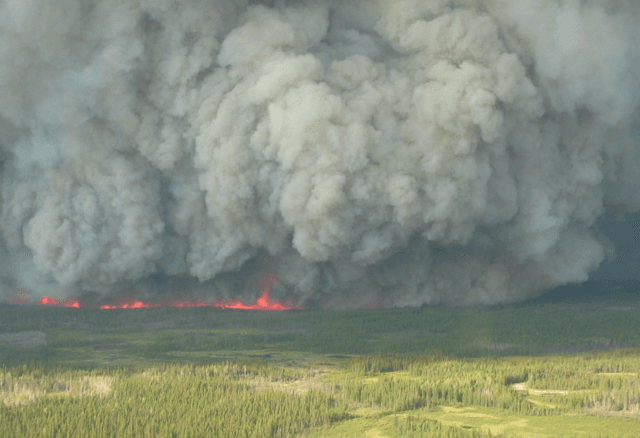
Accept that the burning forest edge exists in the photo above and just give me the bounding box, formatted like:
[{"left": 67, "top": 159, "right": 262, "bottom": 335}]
[
  {"left": 9, "top": 271, "right": 305, "bottom": 310},
  {"left": 2, "top": 291, "right": 640, "bottom": 365}
]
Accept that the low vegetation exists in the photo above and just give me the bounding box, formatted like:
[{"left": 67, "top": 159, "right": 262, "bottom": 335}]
[
  {"left": 1, "top": 291, "right": 639, "bottom": 437},
  {"left": 1, "top": 352, "right": 639, "bottom": 437}
]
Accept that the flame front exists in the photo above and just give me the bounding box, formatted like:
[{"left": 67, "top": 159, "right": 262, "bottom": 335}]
[
  {"left": 31, "top": 272, "right": 299, "bottom": 310},
  {"left": 35, "top": 297, "right": 80, "bottom": 308}
]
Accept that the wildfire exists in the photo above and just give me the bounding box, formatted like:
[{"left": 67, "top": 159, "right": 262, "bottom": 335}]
[
  {"left": 35, "top": 297, "right": 81, "bottom": 307},
  {"left": 29, "top": 272, "right": 300, "bottom": 310},
  {"left": 11, "top": 292, "right": 28, "bottom": 305}
]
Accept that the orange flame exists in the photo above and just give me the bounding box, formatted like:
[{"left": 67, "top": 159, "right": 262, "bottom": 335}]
[
  {"left": 11, "top": 292, "right": 28, "bottom": 305},
  {"left": 31, "top": 272, "right": 300, "bottom": 310},
  {"left": 35, "top": 297, "right": 80, "bottom": 307}
]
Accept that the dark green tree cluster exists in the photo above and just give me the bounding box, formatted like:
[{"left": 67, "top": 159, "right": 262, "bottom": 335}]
[
  {"left": 338, "top": 351, "right": 640, "bottom": 418},
  {"left": 0, "top": 361, "right": 348, "bottom": 438},
  {"left": 2, "top": 351, "right": 640, "bottom": 437}
]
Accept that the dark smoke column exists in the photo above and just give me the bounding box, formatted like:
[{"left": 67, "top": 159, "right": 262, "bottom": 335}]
[{"left": 0, "top": 0, "right": 639, "bottom": 308}]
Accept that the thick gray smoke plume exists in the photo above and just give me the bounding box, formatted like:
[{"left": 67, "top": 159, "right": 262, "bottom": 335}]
[{"left": 1, "top": 0, "right": 639, "bottom": 308}]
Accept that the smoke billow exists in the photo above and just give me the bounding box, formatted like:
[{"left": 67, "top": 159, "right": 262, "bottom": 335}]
[{"left": 0, "top": 0, "right": 639, "bottom": 308}]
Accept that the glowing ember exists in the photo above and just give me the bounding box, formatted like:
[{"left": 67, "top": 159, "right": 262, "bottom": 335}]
[
  {"left": 35, "top": 297, "right": 80, "bottom": 307},
  {"left": 99, "top": 301, "right": 152, "bottom": 309},
  {"left": 361, "top": 302, "right": 380, "bottom": 310},
  {"left": 30, "top": 272, "right": 300, "bottom": 310},
  {"left": 11, "top": 292, "right": 28, "bottom": 305}
]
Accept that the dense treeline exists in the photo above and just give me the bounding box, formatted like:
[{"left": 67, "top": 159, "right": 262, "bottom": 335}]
[
  {"left": 2, "top": 351, "right": 640, "bottom": 437},
  {"left": 337, "top": 351, "right": 640, "bottom": 418},
  {"left": 0, "top": 362, "right": 347, "bottom": 438}
]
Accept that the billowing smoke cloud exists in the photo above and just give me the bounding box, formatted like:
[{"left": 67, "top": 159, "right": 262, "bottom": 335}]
[{"left": 0, "top": 0, "right": 639, "bottom": 308}]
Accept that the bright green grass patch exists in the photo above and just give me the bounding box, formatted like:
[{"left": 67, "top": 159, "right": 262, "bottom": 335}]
[
  {"left": 421, "top": 405, "right": 640, "bottom": 437},
  {"left": 304, "top": 410, "right": 393, "bottom": 438},
  {"left": 525, "top": 395, "right": 559, "bottom": 409},
  {"left": 305, "top": 404, "right": 640, "bottom": 438}
]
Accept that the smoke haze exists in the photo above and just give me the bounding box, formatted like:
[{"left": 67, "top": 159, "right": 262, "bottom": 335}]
[{"left": 0, "top": 0, "right": 639, "bottom": 308}]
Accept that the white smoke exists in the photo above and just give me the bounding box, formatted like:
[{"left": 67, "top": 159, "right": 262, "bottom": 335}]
[{"left": 0, "top": 0, "right": 639, "bottom": 307}]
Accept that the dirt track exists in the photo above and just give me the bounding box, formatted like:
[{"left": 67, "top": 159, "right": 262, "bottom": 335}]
[{"left": 512, "top": 383, "right": 568, "bottom": 395}]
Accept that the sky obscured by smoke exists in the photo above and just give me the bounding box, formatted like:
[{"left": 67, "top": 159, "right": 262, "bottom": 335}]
[{"left": 0, "top": 0, "right": 639, "bottom": 308}]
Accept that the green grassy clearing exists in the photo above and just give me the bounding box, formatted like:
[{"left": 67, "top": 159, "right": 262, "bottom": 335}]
[
  {"left": 421, "top": 405, "right": 640, "bottom": 437},
  {"left": 305, "top": 405, "right": 640, "bottom": 438}
]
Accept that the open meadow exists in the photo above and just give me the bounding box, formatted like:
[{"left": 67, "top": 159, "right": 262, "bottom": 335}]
[{"left": 1, "top": 290, "right": 640, "bottom": 437}]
